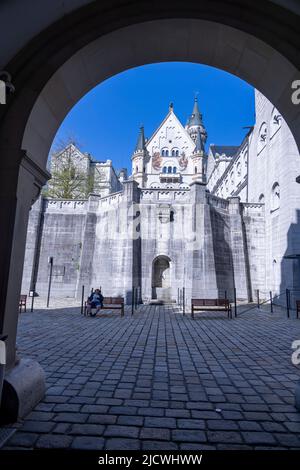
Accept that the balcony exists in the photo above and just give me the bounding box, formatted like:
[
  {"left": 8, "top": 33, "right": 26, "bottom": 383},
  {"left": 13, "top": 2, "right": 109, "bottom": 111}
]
[{"left": 160, "top": 172, "right": 181, "bottom": 184}]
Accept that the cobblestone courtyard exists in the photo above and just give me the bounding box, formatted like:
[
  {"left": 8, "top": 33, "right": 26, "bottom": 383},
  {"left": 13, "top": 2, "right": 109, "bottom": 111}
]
[{"left": 3, "top": 303, "right": 300, "bottom": 450}]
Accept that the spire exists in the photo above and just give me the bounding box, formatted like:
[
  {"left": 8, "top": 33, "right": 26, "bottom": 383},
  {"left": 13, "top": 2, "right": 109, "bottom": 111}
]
[
  {"left": 135, "top": 126, "right": 145, "bottom": 152},
  {"left": 188, "top": 96, "right": 203, "bottom": 127}
]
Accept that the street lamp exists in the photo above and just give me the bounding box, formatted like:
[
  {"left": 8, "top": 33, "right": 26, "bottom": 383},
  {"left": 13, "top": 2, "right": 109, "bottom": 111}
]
[{"left": 47, "top": 257, "right": 54, "bottom": 308}]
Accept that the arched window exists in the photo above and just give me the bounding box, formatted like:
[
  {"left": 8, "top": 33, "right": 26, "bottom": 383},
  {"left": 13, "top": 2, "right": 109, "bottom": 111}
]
[
  {"left": 170, "top": 210, "right": 174, "bottom": 222},
  {"left": 168, "top": 166, "right": 172, "bottom": 173},
  {"left": 258, "top": 193, "right": 265, "bottom": 203},
  {"left": 135, "top": 165, "right": 138, "bottom": 173},
  {"left": 173, "top": 167, "right": 176, "bottom": 174},
  {"left": 176, "top": 150, "right": 179, "bottom": 157},
  {"left": 270, "top": 107, "right": 282, "bottom": 138},
  {"left": 195, "top": 167, "right": 197, "bottom": 174},
  {"left": 161, "top": 150, "right": 165, "bottom": 157},
  {"left": 257, "top": 122, "right": 268, "bottom": 154},
  {"left": 172, "top": 150, "right": 175, "bottom": 156},
  {"left": 163, "top": 167, "right": 167, "bottom": 174},
  {"left": 271, "top": 183, "right": 280, "bottom": 211},
  {"left": 165, "top": 150, "right": 169, "bottom": 157}
]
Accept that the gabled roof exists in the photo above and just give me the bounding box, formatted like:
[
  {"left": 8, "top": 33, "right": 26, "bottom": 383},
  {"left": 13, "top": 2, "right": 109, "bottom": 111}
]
[{"left": 146, "top": 106, "right": 195, "bottom": 149}]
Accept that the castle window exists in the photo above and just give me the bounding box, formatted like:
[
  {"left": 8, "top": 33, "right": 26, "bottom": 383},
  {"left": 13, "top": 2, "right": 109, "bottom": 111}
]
[
  {"left": 257, "top": 122, "right": 268, "bottom": 154},
  {"left": 173, "top": 167, "right": 177, "bottom": 174},
  {"left": 271, "top": 183, "right": 280, "bottom": 212},
  {"left": 270, "top": 107, "right": 282, "bottom": 139},
  {"left": 163, "top": 167, "right": 167, "bottom": 173},
  {"left": 161, "top": 150, "right": 165, "bottom": 156},
  {"left": 176, "top": 150, "right": 179, "bottom": 157},
  {"left": 165, "top": 150, "right": 169, "bottom": 157},
  {"left": 172, "top": 150, "right": 175, "bottom": 156},
  {"left": 170, "top": 210, "right": 175, "bottom": 222},
  {"left": 135, "top": 165, "right": 138, "bottom": 173},
  {"left": 195, "top": 167, "right": 197, "bottom": 174},
  {"left": 168, "top": 166, "right": 172, "bottom": 173}
]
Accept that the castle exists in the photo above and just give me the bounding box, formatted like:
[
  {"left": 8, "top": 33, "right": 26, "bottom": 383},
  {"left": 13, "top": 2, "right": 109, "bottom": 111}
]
[{"left": 21, "top": 91, "right": 300, "bottom": 306}]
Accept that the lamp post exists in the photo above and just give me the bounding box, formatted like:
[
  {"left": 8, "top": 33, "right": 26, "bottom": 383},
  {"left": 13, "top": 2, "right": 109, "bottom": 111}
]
[{"left": 47, "top": 257, "right": 54, "bottom": 308}]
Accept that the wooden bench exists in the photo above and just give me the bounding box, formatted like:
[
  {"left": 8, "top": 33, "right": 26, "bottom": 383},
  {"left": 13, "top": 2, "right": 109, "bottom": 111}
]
[
  {"left": 19, "top": 294, "right": 27, "bottom": 313},
  {"left": 191, "top": 298, "right": 232, "bottom": 319},
  {"left": 85, "top": 296, "right": 124, "bottom": 317},
  {"left": 296, "top": 300, "right": 300, "bottom": 319}
]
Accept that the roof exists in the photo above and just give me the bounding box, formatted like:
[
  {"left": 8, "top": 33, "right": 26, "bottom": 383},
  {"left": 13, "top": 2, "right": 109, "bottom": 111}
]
[
  {"left": 146, "top": 106, "right": 195, "bottom": 150},
  {"left": 187, "top": 97, "right": 203, "bottom": 127},
  {"left": 210, "top": 145, "right": 239, "bottom": 158},
  {"left": 135, "top": 126, "right": 146, "bottom": 152}
]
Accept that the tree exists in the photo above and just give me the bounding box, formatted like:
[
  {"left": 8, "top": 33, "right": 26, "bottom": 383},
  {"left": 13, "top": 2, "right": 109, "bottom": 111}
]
[{"left": 45, "top": 138, "right": 94, "bottom": 199}]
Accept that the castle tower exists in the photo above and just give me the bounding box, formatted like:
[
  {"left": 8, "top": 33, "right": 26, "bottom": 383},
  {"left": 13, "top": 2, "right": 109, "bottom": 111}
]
[
  {"left": 131, "top": 126, "right": 147, "bottom": 188},
  {"left": 186, "top": 96, "right": 207, "bottom": 145},
  {"left": 192, "top": 127, "right": 207, "bottom": 183}
]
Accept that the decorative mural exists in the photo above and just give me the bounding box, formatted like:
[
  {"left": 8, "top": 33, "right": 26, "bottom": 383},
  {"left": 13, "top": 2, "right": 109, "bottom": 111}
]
[
  {"left": 152, "top": 152, "right": 163, "bottom": 170},
  {"left": 178, "top": 152, "right": 188, "bottom": 170}
]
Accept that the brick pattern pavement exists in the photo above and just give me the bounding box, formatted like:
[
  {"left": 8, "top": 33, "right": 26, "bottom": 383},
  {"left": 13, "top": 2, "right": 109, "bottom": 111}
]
[{"left": 3, "top": 303, "right": 300, "bottom": 450}]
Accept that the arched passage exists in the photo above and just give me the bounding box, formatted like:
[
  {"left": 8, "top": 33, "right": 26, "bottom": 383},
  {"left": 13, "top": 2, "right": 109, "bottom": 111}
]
[
  {"left": 0, "top": 0, "right": 300, "bottom": 420},
  {"left": 152, "top": 255, "right": 171, "bottom": 301}
]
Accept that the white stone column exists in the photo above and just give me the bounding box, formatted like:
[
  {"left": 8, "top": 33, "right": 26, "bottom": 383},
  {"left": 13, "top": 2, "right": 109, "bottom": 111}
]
[
  {"left": 187, "top": 182, "right": 218, "bottom": 302},
  {"left": 228, "top": 197, "right": 250, "bottom": 300},
  {"left": 0, "top": 149, "right": 49, "bottom": 422}
]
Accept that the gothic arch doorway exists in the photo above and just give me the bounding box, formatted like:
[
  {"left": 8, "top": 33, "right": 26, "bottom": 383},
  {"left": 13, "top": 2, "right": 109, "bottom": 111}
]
[{"left": 152, "top": 256, "right": 171, "bottom": 301}]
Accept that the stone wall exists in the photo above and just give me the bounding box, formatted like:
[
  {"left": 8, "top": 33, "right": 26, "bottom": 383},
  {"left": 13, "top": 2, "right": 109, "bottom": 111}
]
[{"left": 21, "top": 184, "right": 264, "bottom": 304}]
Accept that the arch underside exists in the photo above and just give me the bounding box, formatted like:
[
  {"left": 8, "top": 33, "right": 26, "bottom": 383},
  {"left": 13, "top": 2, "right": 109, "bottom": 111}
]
[{"left": 0, "top": 2, "right": 298, "bottom": 174}]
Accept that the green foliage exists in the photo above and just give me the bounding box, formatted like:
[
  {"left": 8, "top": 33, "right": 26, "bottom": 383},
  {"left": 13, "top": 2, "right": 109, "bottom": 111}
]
[{"left": 47, "top": 139, "right": 93, "bottom": 199}]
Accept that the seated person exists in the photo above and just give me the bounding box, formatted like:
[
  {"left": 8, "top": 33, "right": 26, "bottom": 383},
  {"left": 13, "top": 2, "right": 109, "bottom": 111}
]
[{"left": 87, "top": 289, "right": 104, "bottom": 316}]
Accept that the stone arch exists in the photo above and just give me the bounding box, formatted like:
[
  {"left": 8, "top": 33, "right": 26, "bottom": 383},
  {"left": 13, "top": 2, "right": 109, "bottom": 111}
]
[
  {"left": 152, "top": 255, "right": 171, "bottom": 300},
  {"left": 1, "top": 0, "right": 300, "bottom": 418}
]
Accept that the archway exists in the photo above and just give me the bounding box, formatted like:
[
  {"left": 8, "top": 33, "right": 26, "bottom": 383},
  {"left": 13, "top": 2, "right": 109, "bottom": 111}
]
[
  {"left": 0, "top": 0, "right": 300, "bottom": 420},
  {"left": 152, "top": 256, "right": 171, "bottom": 301}
]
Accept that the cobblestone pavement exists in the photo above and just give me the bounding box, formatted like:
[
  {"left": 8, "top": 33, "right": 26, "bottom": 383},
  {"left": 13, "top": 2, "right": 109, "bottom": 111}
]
[{"left": 3, "top": 303, "right": 300, "bottom": 450}]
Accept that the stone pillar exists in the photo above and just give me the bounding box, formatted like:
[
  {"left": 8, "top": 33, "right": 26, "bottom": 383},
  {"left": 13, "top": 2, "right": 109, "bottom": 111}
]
[
  {"left": 0, "top": 148, "right": 49, "bottom": 422},
  {"left": 21, "top": 195, "right": 45, "bottom": 295},
  {"left": 228, "top": 197, "right": 249, "bottom": 300},
  {"left": 122, "top": 180, "right": 141, "bottom": 304},
  {"left": 76, "top": 195, "right": 99, "bottom": 298},
  {"left": 186, "top": 182, "right": 218, "bottom": 304}
]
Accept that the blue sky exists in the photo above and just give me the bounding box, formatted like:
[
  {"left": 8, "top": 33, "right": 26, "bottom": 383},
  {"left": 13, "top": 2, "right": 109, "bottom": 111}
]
[{"left": 51, "top": 62, "right": 255, "bottom": 173}]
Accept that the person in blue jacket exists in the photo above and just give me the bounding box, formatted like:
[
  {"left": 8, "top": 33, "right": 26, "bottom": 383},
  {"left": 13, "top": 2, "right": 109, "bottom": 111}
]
[{"left": 88, "top": 289, "right": 103, "bottom": 316}]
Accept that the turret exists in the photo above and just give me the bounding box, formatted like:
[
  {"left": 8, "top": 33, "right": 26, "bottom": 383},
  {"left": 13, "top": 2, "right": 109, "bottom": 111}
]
[
  {"left": 131, "top": 126, "right": 147, "bottom": 188},
  {"left": 186, "top": 96, "right": 207, "bottom": 145},
  {"left": 192, "top": 128, "right": 207, "bottom": 183}
]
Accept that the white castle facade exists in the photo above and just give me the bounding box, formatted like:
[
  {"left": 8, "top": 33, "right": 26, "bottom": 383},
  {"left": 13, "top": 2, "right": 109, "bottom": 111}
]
[{"left": 21, "top": 91, "right": 300, "bottom": 306}]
